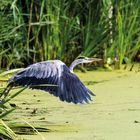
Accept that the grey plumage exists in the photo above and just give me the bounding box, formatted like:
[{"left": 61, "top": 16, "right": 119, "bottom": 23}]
[{"left": 7, "top": 57, "right": 101, "bottom": 104}]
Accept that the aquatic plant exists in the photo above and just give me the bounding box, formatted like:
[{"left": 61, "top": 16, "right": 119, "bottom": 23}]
[
  {"left": 0, "top": 87, "right": 26, "bottom": 140},
  {"left": 0, "top": 0, "right": 140, "bottom": 69}
]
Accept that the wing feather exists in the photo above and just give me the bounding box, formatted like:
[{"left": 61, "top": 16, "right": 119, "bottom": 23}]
[
  {"left": 58, "top": 69, "right": 95, "bottom": 103},
  {"left": 8, "top": 60, "right": 95, "bottom": 104}
]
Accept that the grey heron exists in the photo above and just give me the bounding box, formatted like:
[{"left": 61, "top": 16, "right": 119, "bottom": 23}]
[{"left": 2, "top": 56, "right": 101, "bottom": 104}]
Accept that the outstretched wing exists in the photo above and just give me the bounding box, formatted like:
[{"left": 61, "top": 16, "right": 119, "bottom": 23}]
[
  {"left": 8, "top": 60, "right": 95, "bottom": 104},
  {"left": 8, "top": 60, "right": 61, "bottom": 94},
  {"left": 57, "top": 66, "right": 95, "bottom": 103}
]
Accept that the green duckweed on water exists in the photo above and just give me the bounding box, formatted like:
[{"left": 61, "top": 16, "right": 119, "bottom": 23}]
[{"left": 0, "top": 64, "right": 140, "bottom": 140}]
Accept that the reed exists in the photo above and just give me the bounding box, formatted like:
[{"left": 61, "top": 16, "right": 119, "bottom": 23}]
[
  {"left": 0, "top": 120, "right": 20, "bottom": 140},
  {"left": 0, "top": 0, "right": 139, "bottom": 69},
  {"left": 0, "top": 79, "right": 48, "bottom": 139},
  {"left": 0, "top": 86, "right": 26, "bottom": 139},
  {"left": 107, "top": 1, "right": 140, "bottom": 67}
]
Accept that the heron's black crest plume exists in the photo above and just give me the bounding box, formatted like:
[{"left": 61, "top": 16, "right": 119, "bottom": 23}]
[
  {"left": 77, "top": 56, "right": 87, "bottom": 59},
  {"left": 1, "top": 57, "right": 101, "bottom": 104}
]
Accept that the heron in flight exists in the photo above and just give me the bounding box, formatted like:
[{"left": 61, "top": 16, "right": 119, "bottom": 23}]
[{"left": 2, "top": 56, "right": 101, "bottom": 104}]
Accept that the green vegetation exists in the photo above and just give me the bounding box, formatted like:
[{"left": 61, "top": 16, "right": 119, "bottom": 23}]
[
  {"left": 0, "top": 84, "right": 49, "bottom": 139},
  {"left": 0, "top": 86, "right": 25, "bottom": 140},
  {"left": 0, "top": 0, "right": 139, "bottom": 70},
  {"left": 0, "top": 1, "right": 139, "bottom": 139}
]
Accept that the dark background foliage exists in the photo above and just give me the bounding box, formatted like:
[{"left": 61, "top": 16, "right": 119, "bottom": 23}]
[{"left": 0, "top": 0, "right": 139, "bottom": 69}]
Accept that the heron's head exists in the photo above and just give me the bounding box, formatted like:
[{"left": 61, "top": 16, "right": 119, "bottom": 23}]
[
  {"left": 70, "top": 56, "right": 102, "bottom": 72},
  {"left": 76, "top": 56, "right": 102, "bottom": 63}
]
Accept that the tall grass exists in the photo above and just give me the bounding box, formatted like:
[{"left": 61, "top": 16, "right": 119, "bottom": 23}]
[
  {"left": 0, "top": 120, "right": 20, "bottom": 140},
  {"left": 80, "top": 0, "right": 110, "bottom": 57},
  {"left": 0, "top": 86, "right": 26, "bottom": 140},
  {"left": 107, "top": 1, "right": 140, "bottom": 67},
  {"left": 10, "top": 0, "right": 80, "bottom": 62},
  {"left": 0, "top": 80, "right": 48, "bottom": 139},
  {"left": 0, "top": 0, "right": 140, "bottom": 69}
]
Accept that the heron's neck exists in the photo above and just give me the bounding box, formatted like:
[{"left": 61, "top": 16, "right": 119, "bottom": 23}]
[{"left": 69, "top": 59, "right": 83, "bottom": 72}]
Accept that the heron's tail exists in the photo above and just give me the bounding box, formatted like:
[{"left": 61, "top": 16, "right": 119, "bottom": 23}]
[{"left": 0, "top": 83, "right": 13, "bottom": 99}]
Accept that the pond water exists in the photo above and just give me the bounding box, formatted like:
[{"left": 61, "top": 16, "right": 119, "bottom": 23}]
[{"left": 2, "top": 64, "right": 140, "bottom": 140}]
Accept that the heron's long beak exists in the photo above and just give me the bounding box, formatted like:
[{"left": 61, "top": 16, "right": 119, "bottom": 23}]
[{"left": 87, "top": 58, "right": 102, "bottom": 62}]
